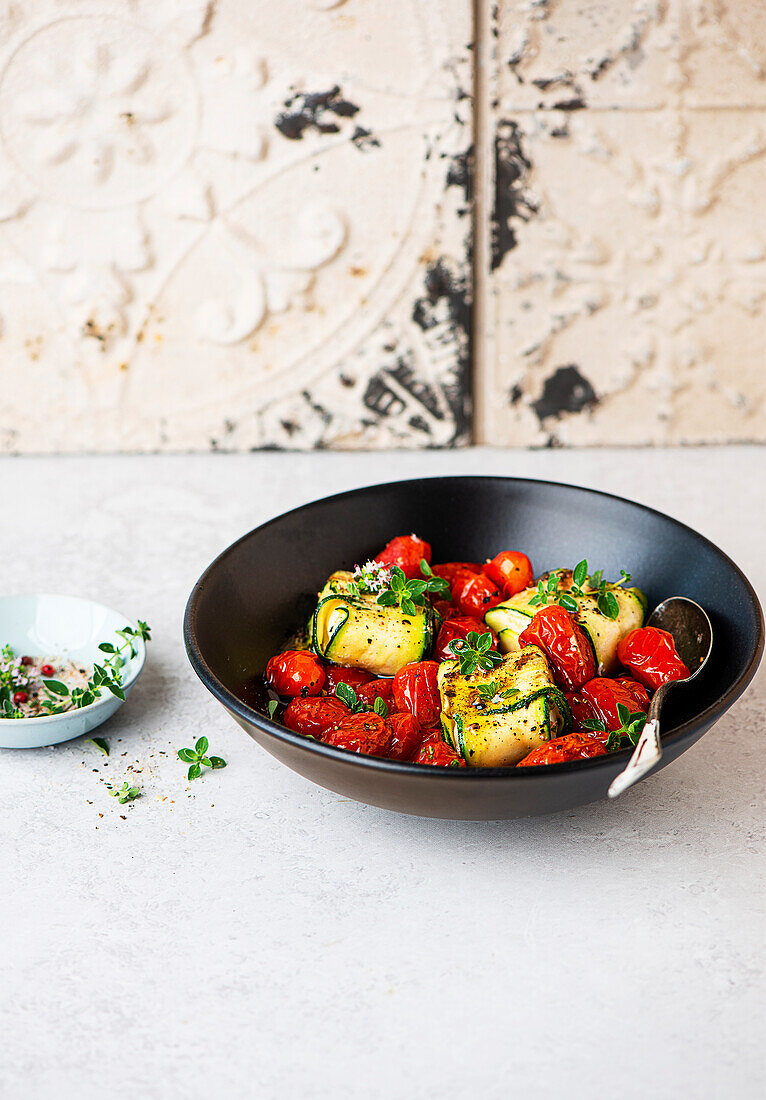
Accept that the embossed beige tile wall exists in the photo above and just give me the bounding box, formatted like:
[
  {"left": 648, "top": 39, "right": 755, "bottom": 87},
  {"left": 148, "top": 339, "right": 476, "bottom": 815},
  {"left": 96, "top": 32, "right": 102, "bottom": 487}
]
[
  {"left": 479, "top": 0, "right": 766, "bottom": 446},
  {"left": 0, "top": 0, "right": 472, "bottom": 452}
]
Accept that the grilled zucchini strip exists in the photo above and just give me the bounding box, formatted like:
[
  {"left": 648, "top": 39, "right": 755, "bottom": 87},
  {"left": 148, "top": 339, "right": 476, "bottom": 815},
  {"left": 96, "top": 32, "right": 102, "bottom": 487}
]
[
  {"left": 310, "top": 570, "right": 436, "bottom": 677},
  {"left": 438, "top": 646, "right": 571, "bottom": 767}
]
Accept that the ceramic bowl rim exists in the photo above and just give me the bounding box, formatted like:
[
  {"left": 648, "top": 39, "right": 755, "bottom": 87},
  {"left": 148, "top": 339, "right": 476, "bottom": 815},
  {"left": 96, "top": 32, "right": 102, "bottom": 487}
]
[
  {"left": 184, "top": 475, "right": 764, "bottom": 778},
  {"left": 0, "top": 592, "right": 147, "bottom": 726}
]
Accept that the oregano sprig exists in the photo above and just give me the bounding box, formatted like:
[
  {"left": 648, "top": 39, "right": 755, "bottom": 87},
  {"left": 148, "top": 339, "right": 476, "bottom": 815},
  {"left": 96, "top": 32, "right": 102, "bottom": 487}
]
[
  {"left": 447, "top": 632, "right": 503, "bottom": 676},
  {"left": 528, "top": 561, "right": 632, "bottom": 622},
  {"left": 109, "top": 781, "right": 140, "bottom": 805},
  {"left": 376, "top": 563, "right": 448, "bottom": 617},
  {"left": 42, "top": 621, "right": 151, "bottom": 712},
  {"left": 177, "top": 736, "right": 227, "bottom": 780},
  {"left": 334, "top": 682, "right": 388, "bottom": 717},
  {"left": 528, "top": 573, "right": 561, "bottom": 609},
  {"left": 475, "top": 679, "right": 520, "bottom": 703},
  {"left": 582, "top": 703, "right": 648, "bottom": 750},
  {"left": 419, "top": 559, "right": 450, "bottom": 596}
]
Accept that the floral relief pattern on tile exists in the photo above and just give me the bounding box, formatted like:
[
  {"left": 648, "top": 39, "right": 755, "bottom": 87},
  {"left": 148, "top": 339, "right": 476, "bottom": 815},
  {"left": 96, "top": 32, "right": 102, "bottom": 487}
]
[
  {"left": 0, "top": 0, "right": 472, "bottom": 452},
  {"left": 483, "top": 0, "right": 766, "bottom": 446}
]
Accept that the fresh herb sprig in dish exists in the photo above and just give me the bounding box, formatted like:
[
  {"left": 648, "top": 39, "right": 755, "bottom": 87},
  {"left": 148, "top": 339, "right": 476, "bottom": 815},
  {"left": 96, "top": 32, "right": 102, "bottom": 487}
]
[
  {"left": 40, "top": 621, "right": 151, "bottom": 714},
  {"left": 447, "top": 632, "right": 503, "bottom": 676},
  {"left": 0, "top": 622, "right": 150, "bottom": 719},
  {"left": 528, "top": 560, "right": 632, "bottom": 621},
  {"left": 334, "top": 682, "right": 389, "bottom": 716},
  {"left": 375, "top": 561, "right": 449, "bottom": 618},
  {"left": 582, "top": 703, "right": 648, "bottom": 751}
]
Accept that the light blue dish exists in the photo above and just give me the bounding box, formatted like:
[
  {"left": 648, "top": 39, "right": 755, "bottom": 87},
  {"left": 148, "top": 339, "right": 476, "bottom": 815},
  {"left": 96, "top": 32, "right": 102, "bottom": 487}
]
[{"left": 0, "top": 594, "right": 147, "bottom": 749}]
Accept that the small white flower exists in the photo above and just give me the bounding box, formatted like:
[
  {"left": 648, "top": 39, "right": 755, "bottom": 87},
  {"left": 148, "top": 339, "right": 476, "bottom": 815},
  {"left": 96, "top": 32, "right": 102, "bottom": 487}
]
[{"left": 352, "top": 560, "right": 393, "bottom": 593}]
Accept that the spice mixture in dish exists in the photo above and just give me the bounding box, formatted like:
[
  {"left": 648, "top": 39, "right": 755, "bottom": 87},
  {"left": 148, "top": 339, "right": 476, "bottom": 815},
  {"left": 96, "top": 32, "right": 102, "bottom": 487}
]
[
  {"left": 254, "top": 534, "right": 693, "bottom": 768},
  {"left": 0, "top": 648, "right": 91, "bottom": 718},
  {"left": 0, "top": 621, "right": 150, "bottom": 720}
]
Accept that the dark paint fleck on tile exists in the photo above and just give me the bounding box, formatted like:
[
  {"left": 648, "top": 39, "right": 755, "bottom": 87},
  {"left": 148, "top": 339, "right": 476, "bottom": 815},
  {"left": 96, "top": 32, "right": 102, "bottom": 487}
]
[
  {"left": 351, "top": 126, "right": 381, "bottom": 152},
  {"left": 275, "top": 87, "right": 360, "bottom": 141},
  {"left": 491, "top": 120, "right": 538, "bottom": 271},
  {"left": 531, "top": 366, "right": 598, "bottom": 423}
]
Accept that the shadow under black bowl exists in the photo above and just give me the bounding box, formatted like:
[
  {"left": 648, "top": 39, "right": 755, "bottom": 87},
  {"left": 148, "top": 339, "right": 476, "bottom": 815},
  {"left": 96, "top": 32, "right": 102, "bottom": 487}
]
[{"left": 184, "top": 477, "right": 763, "bottom": 820}]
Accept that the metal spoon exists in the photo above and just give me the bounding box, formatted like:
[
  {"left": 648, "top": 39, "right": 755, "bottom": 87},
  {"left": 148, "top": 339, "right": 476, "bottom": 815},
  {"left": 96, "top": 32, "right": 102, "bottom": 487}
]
[{"left": 608, "top": 596, "right": 713, "bottom": 799}]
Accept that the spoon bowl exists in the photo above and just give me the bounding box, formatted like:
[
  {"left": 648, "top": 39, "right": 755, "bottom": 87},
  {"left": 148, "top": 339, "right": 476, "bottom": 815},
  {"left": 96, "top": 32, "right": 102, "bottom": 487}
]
[
  {"left": 608, "top": 596, "right": 713, "bottom": 798},
  {"left": 648, "top": 597, "right": 713, "bottom": 677}
]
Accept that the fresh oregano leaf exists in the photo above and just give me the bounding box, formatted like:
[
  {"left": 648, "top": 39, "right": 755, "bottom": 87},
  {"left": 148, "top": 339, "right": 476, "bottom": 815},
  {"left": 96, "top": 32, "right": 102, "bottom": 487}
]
[
  {"left": 573, "top": 559, "right": 588, "bottom": 588},
  {"left": 43, "top": 679, "right": 69, "bottom": 697}
]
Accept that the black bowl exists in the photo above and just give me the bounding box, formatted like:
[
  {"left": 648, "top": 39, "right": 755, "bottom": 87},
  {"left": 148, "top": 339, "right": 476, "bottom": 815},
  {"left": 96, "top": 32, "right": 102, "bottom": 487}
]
[{"left": 184, "top": 476, "right": 763, "bottom": 819}]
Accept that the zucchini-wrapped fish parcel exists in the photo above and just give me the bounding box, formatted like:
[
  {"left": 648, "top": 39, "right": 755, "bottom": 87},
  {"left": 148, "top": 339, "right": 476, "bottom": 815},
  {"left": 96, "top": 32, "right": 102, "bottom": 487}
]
[
  {"left": 438, "top": 646, "right": 571, "bottom": 767},
  {"left": 485, "top": 569, "right": 647, "bottom": 675},
  {"left": 311, "top": 570, "right": 437, "bottom": 677}
]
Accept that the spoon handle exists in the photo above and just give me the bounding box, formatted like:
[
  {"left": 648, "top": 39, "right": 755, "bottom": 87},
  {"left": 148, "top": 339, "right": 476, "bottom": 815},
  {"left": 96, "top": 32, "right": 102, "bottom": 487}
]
[{"left": 608, "top": 684, "right": 670, "bottom": 799}]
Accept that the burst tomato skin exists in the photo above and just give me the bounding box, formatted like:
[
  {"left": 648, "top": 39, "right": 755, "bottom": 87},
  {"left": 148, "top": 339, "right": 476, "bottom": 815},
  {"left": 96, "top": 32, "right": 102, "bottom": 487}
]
[
  {"left": 392, "top": 661, "right": 441, "bottom": 727},
  {"left": 517, "top": 732, "right": 608, "bottom": 767},
  {"left": 266, "top": 650, "right": 326, "bottom": 697},
  {"left": 483, "top": 551, "right": 534, "bottom": 599},
  {"left": 616, "top": 627, "right": 690, "bottom": 691},
  {"left": 433, "top": 615, "right": 496, "bottom": 663},
  {"left": 430, "top": 562, "right": 483, "bottom": 585},
  {"left": 414, "top": 736, "right": 466, "bottom": 767},
  {"left": 571, "top": 677, "right": 651, "bottom": 731},
  {"left": 451, "top": 570, "right": 504, "bottom": 619},
  {"left": 518, "top": 605, "right": 596, "bottom": 691},
  {"left": 283, "top": 696, "right": 350, "bottom": 737},
  {"left": 322, "top": 666, "right": 375, "bottom": 695},
  {"left": 374, "top": 535, "right": 431, "bottom": 579},
  {"left": 386, "top": 712, "right": 422, "bottom": 761},
  {"left": 325, "top": 712, "right": 391, "bottom": 756},
  {"left": 355, "top": 678, "right": 395, "bottom": 709}
]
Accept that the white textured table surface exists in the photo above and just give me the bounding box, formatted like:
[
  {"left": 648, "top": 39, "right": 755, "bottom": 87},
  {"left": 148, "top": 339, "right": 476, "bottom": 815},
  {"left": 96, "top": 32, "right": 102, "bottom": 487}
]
[{"left": 1, "top": 447, "right": 764, "bottom": 1100}]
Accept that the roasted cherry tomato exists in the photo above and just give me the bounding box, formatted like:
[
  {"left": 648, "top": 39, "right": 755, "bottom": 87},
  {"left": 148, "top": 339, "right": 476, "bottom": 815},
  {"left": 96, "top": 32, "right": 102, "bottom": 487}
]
[
  {"left": 565, "top": 690, "right": 598, "bottom": 729},
  {"left": 283, "top": 696, "right": 350, "bottom": 737},
  {"left": 483, "top": 551, "right": 534, "bottom": 599},
  {"left": 432, "top": 598, "right": 459, "bottom": 622},
  {"left": 392, "top": 660, "right": 441, "bottom": 727},
  {"left": 517, "top": 732, "right": 608, "bottom": 767},
  {"left": 414, "top": 736, "right": 466, "bottom": 767},
  {"left": 616, "top": 627, "right": 690, "bottom": 691},
  {"left": 386, "top": 712, "right": 422, "bottom": 761},
  {"left": 451, "top": 570, "right": 504, "bottom": 620},
  {"left": 616, "top": 675, "right": 653, "bottom": 710},
  {"left": 433, "top": 615, "right": 496, "bottom": 663},
  {"left": 325, "top": 712, "right": 391, "bottom": 756},
  {"left": 355, "top": 677, "right": 395, "bottom": 709},
  {"left": 265, "top": 650, "right": 325, "bottom": 697},
  {"left": 430, "top": 561, "right": 483, "bottom": 585},
  {"left": 573, "top": 677, "right": 651, "bottom": 731},
  {"left": 374, "top": 534, "right": 431, "bottom": 579},
  {"left": 322, "top": 666, "right": 375, "bottom": 695},
  {"left": 518, "top": 605, "right": 596, "bottom": 691}
]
